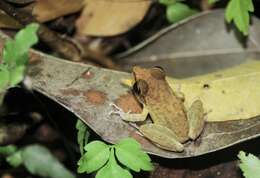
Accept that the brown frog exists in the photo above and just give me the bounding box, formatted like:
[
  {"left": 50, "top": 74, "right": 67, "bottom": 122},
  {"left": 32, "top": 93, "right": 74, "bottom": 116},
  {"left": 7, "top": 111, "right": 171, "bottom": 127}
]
[{"left": 113, "top": 66, "right": 205, "bottom": 152}]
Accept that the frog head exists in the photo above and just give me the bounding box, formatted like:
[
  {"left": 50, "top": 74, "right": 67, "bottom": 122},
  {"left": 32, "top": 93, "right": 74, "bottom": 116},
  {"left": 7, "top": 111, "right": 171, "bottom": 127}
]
[{"left": 132, "top": 66, "right": 166, "bottom": 104}]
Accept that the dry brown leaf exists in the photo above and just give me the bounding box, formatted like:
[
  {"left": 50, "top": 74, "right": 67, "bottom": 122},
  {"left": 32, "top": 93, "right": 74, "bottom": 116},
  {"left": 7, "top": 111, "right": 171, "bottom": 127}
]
[
  {"left": 0, "top": 0, "right": 84, "bottom": 29},
  {"left": 76, "top": 0, "right": 152, "bottom": 36},
  {"left": 33, "top": 0, "right": 84, "bottom": 22},
  {"left": 0, "top": 10, "right": 21, "bottom": 29}
]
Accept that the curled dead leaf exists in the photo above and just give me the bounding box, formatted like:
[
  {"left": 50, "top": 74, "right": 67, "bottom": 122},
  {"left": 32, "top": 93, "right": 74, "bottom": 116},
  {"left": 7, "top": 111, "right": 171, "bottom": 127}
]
[
  {"left": 32, "top": 0, "right": 84, "bottom": 22},
  {"left": 76, "top": 0, "right": 152, "bottom": 36},
  {"left": 0, "top": 0, "right": 84, "bottom": 29}
]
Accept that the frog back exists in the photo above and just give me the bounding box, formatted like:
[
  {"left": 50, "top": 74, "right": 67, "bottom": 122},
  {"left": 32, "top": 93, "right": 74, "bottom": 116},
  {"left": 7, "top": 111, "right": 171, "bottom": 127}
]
[{"left": 146, "top": 80, "right": 189, "bottom": 143}]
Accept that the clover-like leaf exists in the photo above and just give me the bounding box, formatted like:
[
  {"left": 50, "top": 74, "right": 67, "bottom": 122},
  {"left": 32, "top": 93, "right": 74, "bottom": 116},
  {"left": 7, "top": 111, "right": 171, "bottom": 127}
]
[
  {"left": 96, "top": 148, "right": 132, "bottom": 178},
  {"left": 77, "top": 141, "right": 110, "bottom": 173},
  {"left": 238, "top": 151, "right": 260, "bottom": 178},
  {"left": 115, "top": 138, "right": 153, "bottom": 172}
]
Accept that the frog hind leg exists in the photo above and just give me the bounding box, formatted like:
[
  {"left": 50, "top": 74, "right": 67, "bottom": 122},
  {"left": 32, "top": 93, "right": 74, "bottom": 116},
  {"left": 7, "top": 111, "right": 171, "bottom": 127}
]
[
  {"left": 187, "top": 100, "right": 205, "bottom": 140},
  {"left": 139, "top": 124, "right": 184, "bottom": 152}
]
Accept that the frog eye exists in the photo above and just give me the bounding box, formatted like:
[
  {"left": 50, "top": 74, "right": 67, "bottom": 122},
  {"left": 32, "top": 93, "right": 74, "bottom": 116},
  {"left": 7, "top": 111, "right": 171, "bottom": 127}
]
[
  {"left": 151, "top": 66, "right": 166, "bottom": 79},
  {"left": 133, "top": 79, "right": 149, "bottom": 98},
  {"left": 153, "top": 66, "right": 164, "bottom": 72}
]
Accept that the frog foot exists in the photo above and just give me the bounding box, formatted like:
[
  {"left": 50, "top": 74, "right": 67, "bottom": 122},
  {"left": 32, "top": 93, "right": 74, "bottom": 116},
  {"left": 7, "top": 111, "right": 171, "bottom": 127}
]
[
  {"left": 109, "top": 103, "right": 141, "bottom": 131},
  {"left": 109, "top": 103, "right": 132, "bottom": 118},
  {"left": 109, "top": 103, "right": 148, "bottom": 122}
]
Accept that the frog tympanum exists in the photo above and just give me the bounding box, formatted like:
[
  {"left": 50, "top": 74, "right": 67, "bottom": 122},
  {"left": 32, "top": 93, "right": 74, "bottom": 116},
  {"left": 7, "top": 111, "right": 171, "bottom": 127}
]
[{"left": 113, "top": 66, "right": 205, "bottom": 152}]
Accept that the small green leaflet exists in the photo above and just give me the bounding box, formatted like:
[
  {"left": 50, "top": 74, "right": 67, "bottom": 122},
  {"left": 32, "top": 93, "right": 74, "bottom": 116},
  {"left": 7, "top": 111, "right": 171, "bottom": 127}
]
[
  {"left": 238, "top": 151, "right": 260, "bottom": 178},
  {"left": 6, "top": 151, "right": 23, "bottom": 167},
  {"left": 166, "top": 3, "right": 198, "bottom": 23},
  {"left": 0, "top": 23, "right": 39, "bottom": 92},
  {"left": 208, "top": 0, "right": 219, "bottom": 4},
  {"left": 3, "top": 23, "right": 39, "bottom": 66},
  {"left": 115, "top": 138, "right": 153, "bottom": 172},
  {"left": 77, "top": 138, "right": 153, "bottom": 178},
  {"left": 6, "top": 145, "right": 75, "bottom": 178},
  {"left": 0, "top": 65, "right": 9, "bottom": 91},
  {"left": 77, "top": 141, "right": 110, "bottom": 173},
  {"left": 96, "top": 148, "right": 132, "bottom": 178},
  {"left": 0, "top": 145, "right": 17, "bottom": 156},
  {"left": 76, "top": 119, "right": 89, "bottom": 155},
  {"left": 9, "top": 65, "right": 26, "bottom": 87},
  {"left": 225, "top": 0, "right": 254, "bottom": 35},
  {"left": 159, "top": 0, "right": 179, "bottom": 6}
]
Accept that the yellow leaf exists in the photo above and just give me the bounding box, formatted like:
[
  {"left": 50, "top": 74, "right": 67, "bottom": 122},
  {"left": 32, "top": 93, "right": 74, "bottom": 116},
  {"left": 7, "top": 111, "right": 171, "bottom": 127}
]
[{"left": 168, "top": 59, "right": 260, "bottom": 122}]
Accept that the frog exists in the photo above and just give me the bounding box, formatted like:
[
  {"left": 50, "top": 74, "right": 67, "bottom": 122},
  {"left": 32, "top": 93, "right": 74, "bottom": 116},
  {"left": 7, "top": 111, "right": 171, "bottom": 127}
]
[{"left": 112, "top": 66, "right": 205, "bottom": 152}]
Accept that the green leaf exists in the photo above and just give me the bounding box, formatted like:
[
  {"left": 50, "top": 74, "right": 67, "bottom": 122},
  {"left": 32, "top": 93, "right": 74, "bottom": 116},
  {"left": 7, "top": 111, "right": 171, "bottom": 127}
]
[
  {"left": 96, "top": 148, "right": 132, "bottom": 178},
  {"left": 6, "top": 151, "right": 23, "bottom": 167},
  {"left": 0, "top": 23, "right": 39, "bottom": 91},
  {"left": 208, "top": 0, "right": 219, "bottom": 4},
  {"left": 3, "top": 23, "right": 39, "bottom": 65},
  {"left": 0, "top": 65, "right": 10, "bottom": 90},
  {"left": 238, "top": 151, "right": 260, "bottom": 178},
  {"left": 115, "top": 138, "right": 153, "bottom": 172},
  {"left": 159, "top": 0, "right": 178, "bottom": 6},
  {"left": 3, "top": 40, "right": 16, "bottom": 66},
  {"left": 9, "top": 65, "right": 25, "bottom": 87},
  {"left": 225, "top": 0, "right": 254, "bottom": 35},
  {"left": 14, "top": 23, "right": 39, "bottom": 60},
  {"left": 22, "top": 145, "right": 74, "bottom": 178},
  {"left": 0, "top": 145, "right": 17, "bottom": 156},
  {"left": 77, "top": 141, "right": 110, "bottom": 173},
  {"left": 166, "top": 3, "right": 198, "bottom": 23},
  {"left": 76, "top": 119, "right": 89, "bottom": 155}
]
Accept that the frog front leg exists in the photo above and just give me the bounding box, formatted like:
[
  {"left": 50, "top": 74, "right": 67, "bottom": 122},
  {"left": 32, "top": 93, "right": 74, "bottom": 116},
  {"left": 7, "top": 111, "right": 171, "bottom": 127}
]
[
  {"left": 187, "top": 100, "right": 205, "bottom": 140},
  {"left": 140, "top": 124, "right": 184, "bottom": 152},
  {"left": 110, "top": 103, "right": 149, "bottom": 122}
]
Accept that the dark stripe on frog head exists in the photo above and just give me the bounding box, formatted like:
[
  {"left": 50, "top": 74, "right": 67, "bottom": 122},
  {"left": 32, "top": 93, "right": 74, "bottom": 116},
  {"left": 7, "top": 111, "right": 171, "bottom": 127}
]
[{"left": 133, "top": 79, "right": 149, "bottom": 104}]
